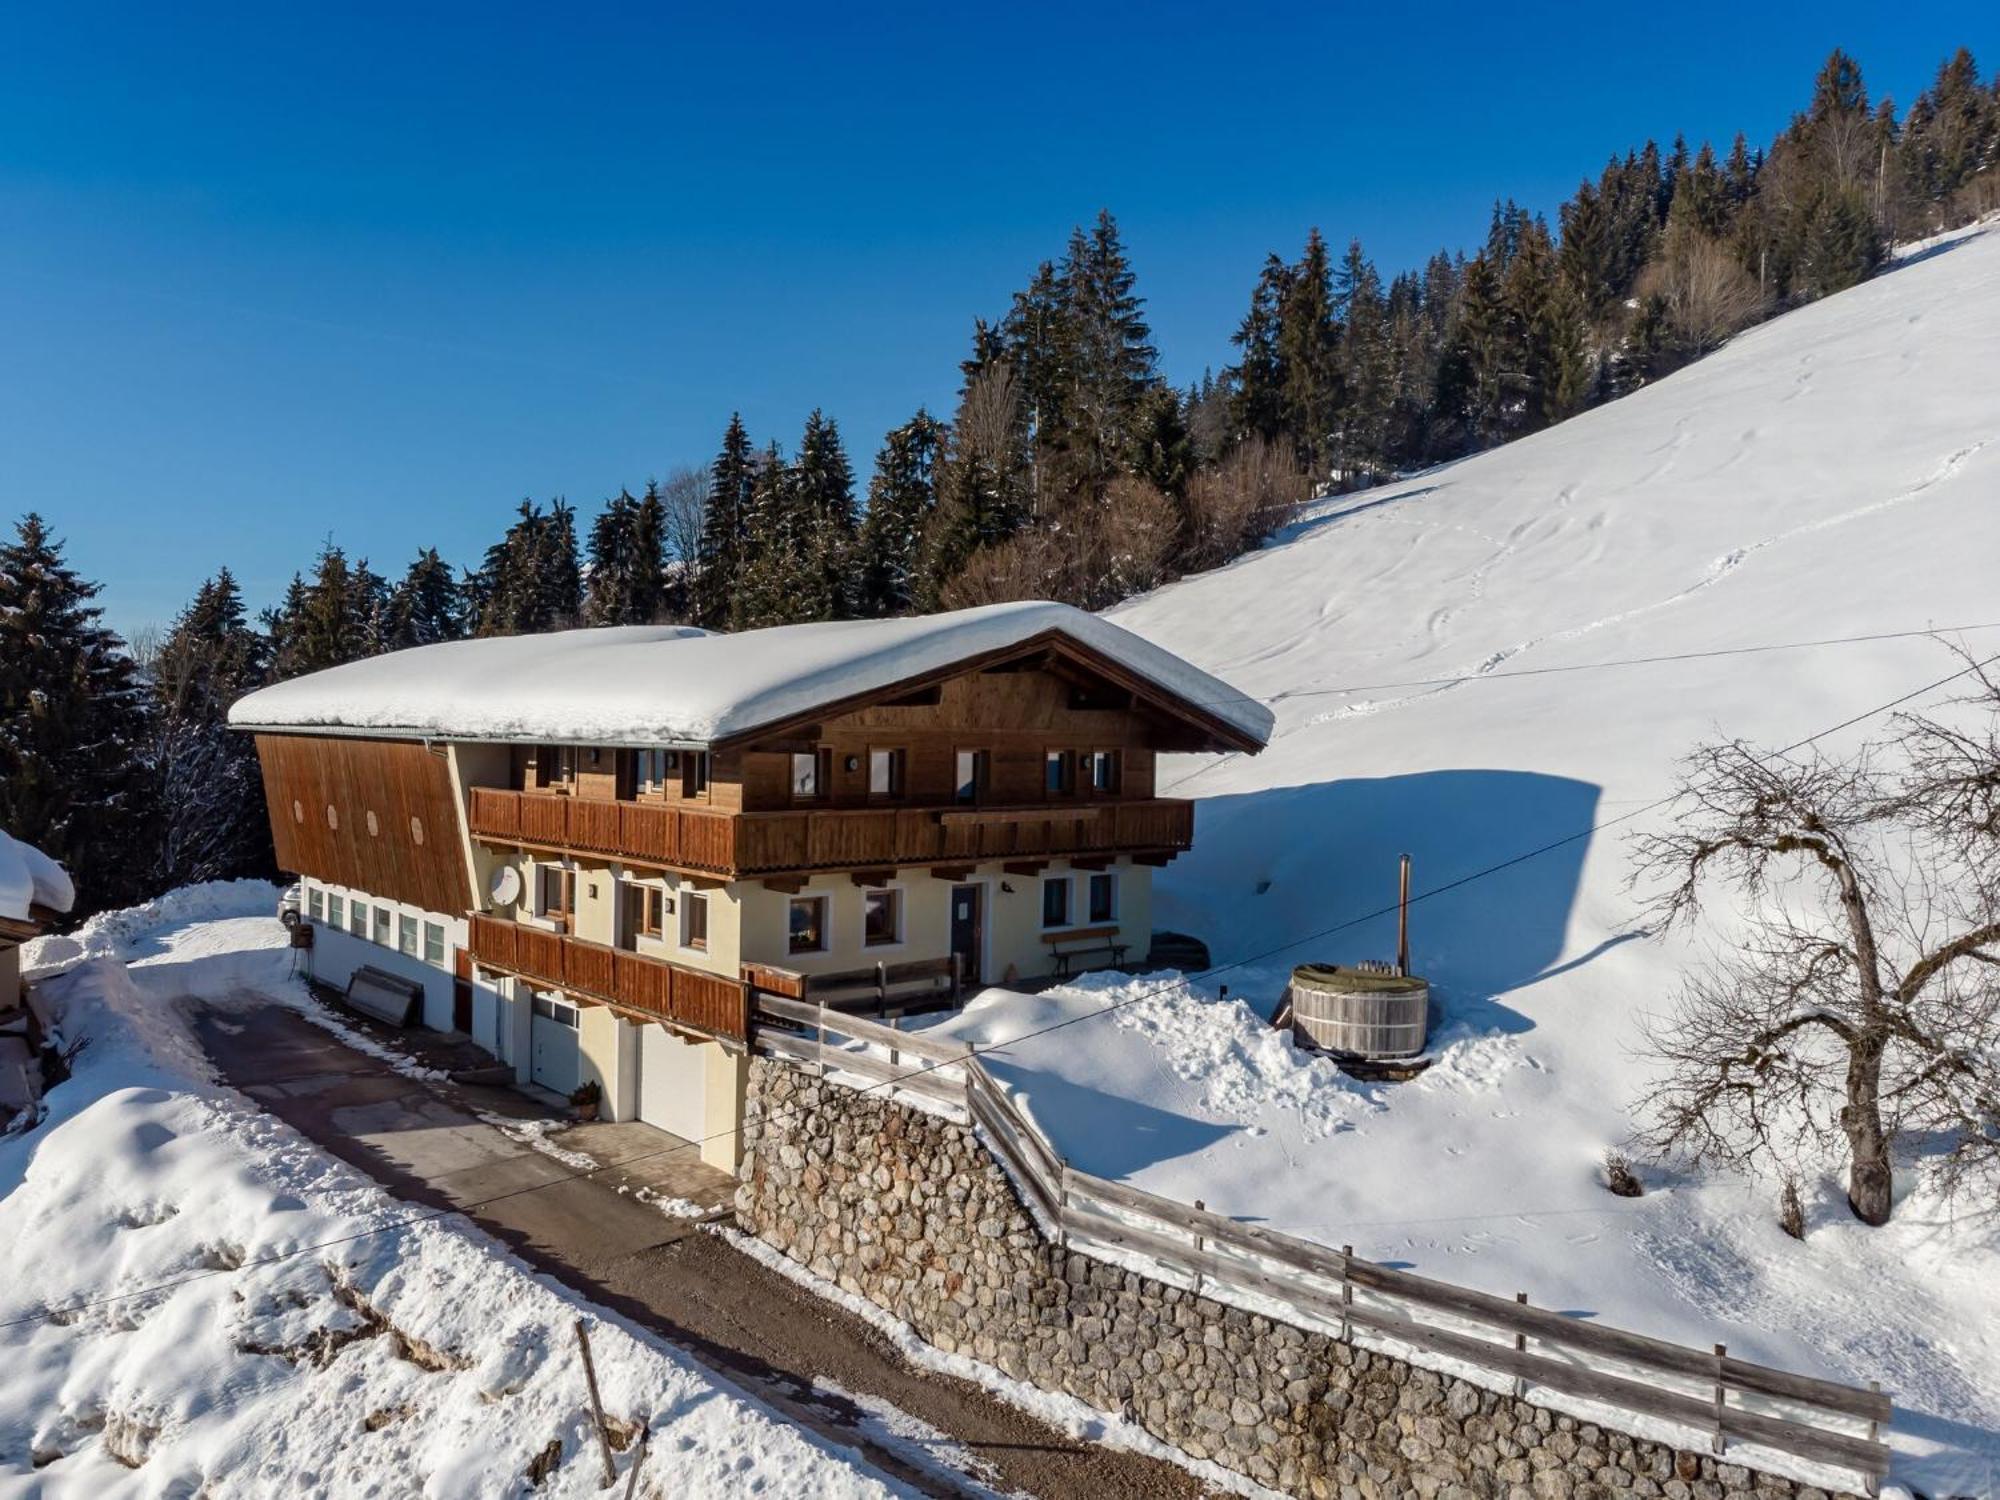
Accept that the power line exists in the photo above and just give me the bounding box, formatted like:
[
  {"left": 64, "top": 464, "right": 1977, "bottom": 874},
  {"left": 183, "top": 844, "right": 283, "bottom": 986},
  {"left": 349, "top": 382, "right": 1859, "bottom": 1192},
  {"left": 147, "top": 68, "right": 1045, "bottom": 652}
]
[{"left": 8, "top": 647, "right": 1995, "bottom": 1335}]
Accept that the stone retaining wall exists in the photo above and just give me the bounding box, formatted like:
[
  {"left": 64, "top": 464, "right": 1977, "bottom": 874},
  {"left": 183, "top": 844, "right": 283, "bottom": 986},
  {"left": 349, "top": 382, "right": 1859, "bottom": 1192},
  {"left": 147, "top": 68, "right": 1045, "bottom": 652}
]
[{"left": 735, "top": 1058, "right": 1858, "bottom": 1500}]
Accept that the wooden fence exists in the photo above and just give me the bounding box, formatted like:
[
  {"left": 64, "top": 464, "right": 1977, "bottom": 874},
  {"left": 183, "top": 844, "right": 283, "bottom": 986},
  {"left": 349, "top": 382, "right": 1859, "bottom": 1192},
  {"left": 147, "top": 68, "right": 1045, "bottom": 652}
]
[{"left": 749, "top": 996, "right": 1892, "bottom": 1494}]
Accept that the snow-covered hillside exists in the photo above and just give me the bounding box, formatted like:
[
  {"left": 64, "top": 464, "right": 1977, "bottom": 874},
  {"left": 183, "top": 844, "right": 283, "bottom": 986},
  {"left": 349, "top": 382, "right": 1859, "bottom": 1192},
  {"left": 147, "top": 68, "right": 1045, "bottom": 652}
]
[
  {"left": 926, "top": 222, "right": 2000, "bottom": 1495},
  {"left": 0, "top": 886, "right": 896, "bottom": 1498}
]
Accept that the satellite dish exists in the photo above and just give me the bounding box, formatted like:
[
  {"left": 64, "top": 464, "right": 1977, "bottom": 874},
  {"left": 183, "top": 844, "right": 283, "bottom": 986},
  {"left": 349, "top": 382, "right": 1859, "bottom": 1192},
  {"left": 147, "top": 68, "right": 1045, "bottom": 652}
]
[{"left": 489, "top": 866, "right": 523, "bottom": 908}]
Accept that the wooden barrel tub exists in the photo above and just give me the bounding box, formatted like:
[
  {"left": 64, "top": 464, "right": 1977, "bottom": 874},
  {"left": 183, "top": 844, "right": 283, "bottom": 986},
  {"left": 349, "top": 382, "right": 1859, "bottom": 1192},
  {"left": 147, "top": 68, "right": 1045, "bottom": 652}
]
[{"left": 1289, "top": 964, "right": 1430, "bottom": 1059}]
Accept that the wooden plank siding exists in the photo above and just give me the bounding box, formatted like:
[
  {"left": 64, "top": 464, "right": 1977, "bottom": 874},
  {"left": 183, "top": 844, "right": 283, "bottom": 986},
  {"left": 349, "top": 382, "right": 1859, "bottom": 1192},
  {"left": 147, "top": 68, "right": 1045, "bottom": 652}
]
[
  {"left": 468, "top": 913, "right": 748, "bottom": 1041},
  {"left": 467, "top": 786, "right": 1192, "bottom": 879},
  {"left": 255, "top": 733, "right": 469, "bottom": 914}
]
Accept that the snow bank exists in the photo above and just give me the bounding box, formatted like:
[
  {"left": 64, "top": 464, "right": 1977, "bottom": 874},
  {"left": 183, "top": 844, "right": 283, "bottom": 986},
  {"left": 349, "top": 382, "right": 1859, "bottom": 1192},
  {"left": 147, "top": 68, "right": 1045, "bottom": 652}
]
[
  {"left": 0, "top": 901, "right": 893, "bottom": 1497},
  {"left": 0, "top": 829, "right": 74, "bottom": 924},
  {"left": 226, "top": 600, "right": 1274, "bottom": 748}
]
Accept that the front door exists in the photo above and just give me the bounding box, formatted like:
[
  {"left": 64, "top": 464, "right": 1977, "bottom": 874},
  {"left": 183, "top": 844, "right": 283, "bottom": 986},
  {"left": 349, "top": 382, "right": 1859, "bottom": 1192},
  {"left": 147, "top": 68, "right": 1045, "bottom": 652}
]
[{"left": 950, "top": 883, "right": 983, "bottom": 987}]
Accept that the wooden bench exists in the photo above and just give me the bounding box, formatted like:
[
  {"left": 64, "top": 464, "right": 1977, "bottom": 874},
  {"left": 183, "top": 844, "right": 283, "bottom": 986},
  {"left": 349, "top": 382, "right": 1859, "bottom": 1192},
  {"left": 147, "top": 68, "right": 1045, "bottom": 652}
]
[{"left": 1043, "top": 925, "right": 1128, "bottom": 978}]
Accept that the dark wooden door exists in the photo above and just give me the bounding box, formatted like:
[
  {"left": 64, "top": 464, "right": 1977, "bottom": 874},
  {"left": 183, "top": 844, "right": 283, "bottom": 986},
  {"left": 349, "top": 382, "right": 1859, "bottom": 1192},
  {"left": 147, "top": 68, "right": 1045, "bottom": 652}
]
[
  {"left": 452, "top": 947, "right": 473, "bottom": 1033},
  {"left": 949, "top": 884, "right": 983, "bottom": 986}
]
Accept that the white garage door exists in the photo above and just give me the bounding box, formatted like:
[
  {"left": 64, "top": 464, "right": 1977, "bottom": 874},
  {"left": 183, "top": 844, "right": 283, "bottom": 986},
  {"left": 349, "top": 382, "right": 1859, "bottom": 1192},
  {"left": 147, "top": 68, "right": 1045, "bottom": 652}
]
[
  {"left": 637, "top": 1024, "right": 706, "bottom": 1141},
  {"left": 529, "top": 994, "right": 582, "bottom": 1097}
]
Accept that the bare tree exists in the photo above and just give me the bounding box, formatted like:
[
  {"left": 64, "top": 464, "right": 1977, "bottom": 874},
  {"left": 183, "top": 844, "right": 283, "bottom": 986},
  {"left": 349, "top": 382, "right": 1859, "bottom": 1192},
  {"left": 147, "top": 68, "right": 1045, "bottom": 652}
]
[
  {"left": 656, "top": 464, "right": 709, "bottom": 569},
  {"left": 1641, "top": 223, "right": 1768, "bottom": 354},
  {"left": 1631, "top": 656, "right": 2000, "bottom": 1225},
  {"left": 1179, "top": 435, "right": 1310, "bottom": 572}
]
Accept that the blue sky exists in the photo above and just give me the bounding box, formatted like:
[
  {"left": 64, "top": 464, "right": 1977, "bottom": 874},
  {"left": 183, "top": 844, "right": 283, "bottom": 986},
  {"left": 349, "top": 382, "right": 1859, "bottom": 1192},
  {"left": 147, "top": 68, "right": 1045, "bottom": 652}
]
[{"left": 3, "top": 3, "right": 1994, "bottom": 635}]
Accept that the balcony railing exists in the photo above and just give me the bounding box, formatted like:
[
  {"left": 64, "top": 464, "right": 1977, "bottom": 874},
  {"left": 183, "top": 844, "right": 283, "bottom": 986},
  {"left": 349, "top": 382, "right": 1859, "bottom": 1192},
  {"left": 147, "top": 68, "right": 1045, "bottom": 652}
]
[
  {"left": 466, "top": 787, "right": 1193, "bottom": 879},
  {"left": 468, "top": 912, "right": 749, "bottom": 1042}
]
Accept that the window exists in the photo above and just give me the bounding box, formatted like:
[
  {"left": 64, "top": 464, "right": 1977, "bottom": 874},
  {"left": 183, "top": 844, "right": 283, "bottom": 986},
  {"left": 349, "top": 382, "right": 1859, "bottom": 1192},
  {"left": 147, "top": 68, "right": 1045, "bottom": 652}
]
[
  {"left": 531, "top": 993, "right": 578, "bottom": 1027},
  {"left": 790, "top": 751, "right": 822, "bottom": 800},
  {"left": 863, "top": 888, "right": 901, "bottom": 948},
  {"left": 1083, "top": 750, "right": 1121, "bottom": 793},
  {"left": 682, "top": 750, "right": 710, "bottom": 799},
  {"left": 424, "top": 920, "right": 446, "bottom": 965},
  {"left": 398, "top": 914, "right": 419, "bottom": 957},
  {"left": 328, "top": 894, "right": 345, "bottom": 931},
  {"left": 1087, "top": 872, "right": 1118, "bottom": 924},
  {"left": 373, "top": 906, "right": 393, "bottom": 946},
  {"left": 621, "top": 880, "right": 664, "bottom": 947},
  {"left": 307, "top": 886, "right": 324, "bottom": 922},
  {"left": 349, "top": 900, "right": 367, "bottom": 937},
  {"left": 868, "top": 747, "right": 906, "bottom": 798},
  {"left": 1045, "top": 750, "right": 1075, "bottom": 796},
  {"left": 536, "top": 865, "right": 574, "bottom": 925},
  {"left": 788, "top": 895, "right": 828, "bottom": 954},
  {"left": 954, "top": 749, "right": 989, "bottom": 805},
  {"left": 681, "top": 891, "right": 709, "bottom": 951},
  {"left": 1041, "top": 876, "right": 1071, "bottom": 929}
]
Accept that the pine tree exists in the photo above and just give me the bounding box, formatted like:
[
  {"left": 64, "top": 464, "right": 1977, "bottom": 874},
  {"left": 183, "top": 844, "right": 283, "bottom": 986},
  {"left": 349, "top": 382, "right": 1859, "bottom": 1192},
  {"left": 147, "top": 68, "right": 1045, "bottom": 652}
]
[
  {"left": 693, "top": 415, "right": 756, "bottom": 628},
  {"left": 470, "top": 500, "right": 582, "bottom": 637},
  {"left": 383, "top": 548, "right": 465, "bottom": 649},
  {"left": 855, "top": 410, "right": 945, "bottom": 616},
  {"left": 147, "top": 568, "right": 273, "bottom": 888},
  {"left": 1053, "top": 211, "right": 1162, "bottom": 492},
  {"left": 734, "top": 443, "right": 805, "bottom": 628},
  {"left": 1227, "top": 253, "right": 1292, "bottom": 445},
  {"left": 791, "top": 409, "right": 858, "bottom": 619},
  {"left": 583, "top": 489, "right": 668, "bottom": 627},
  {"left": 1335, "top": 239, "right": 1392, "bottom": 479},
  {"left": 1277, "top": 228, "right": 1341, "bottom": 477},
  {"left": 0, "top": 514, "right": 154, "bottom": 913}
]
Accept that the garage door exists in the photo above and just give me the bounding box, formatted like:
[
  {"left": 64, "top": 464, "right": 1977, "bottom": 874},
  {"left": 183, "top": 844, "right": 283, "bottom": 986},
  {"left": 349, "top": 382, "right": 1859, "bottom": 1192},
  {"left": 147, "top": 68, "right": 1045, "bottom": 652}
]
[
  {"left": 529, "top": 993, "right": 582, "bottom": 1097},
  {"left": 637, "top": 1024, "right": 706, "bottom": 1141}
]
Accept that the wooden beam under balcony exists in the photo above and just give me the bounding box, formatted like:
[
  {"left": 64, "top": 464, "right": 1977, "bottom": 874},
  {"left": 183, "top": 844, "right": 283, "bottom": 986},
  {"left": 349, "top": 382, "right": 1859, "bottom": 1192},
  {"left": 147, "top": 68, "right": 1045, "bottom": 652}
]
[
  {"left": 1003, "top": 859, "right": 1048, "bottom": 876},
  {"left": 928, "top": 865, "right": 973, "bottom": 881},
  {"left": 849, "top": 869, "right": 894, "bottom": 887},
  {"left": 937, "top": 805, "right": 1101, "bottom": 828}
]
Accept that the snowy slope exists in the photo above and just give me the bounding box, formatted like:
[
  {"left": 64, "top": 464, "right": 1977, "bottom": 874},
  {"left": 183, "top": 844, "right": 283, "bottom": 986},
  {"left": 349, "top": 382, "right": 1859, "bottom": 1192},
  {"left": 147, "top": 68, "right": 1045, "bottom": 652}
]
[
  {"left": 922, "top": 222, "right": 2000, "bottom": 1495},
  {"left": 0, "top": 886, "right": 898, "bottom": 1498}
]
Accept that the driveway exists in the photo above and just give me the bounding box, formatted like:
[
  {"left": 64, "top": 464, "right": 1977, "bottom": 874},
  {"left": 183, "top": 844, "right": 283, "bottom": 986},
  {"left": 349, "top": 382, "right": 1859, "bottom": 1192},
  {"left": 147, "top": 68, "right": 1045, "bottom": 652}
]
[{"left": 195, "top": 997, "right": 1217, "bottom": 1500}]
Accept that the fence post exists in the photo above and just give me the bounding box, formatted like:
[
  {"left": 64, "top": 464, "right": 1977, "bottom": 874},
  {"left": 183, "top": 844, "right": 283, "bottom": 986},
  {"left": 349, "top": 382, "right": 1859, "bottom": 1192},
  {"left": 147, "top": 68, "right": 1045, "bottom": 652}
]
[
  {"left": 1340, "top": 1245, "right": 1354, "bottom": 1343},
  {"left": 875, "top": 960, "right": 888, "bottom": 1018},
  {"left": 1057, "top": 1162, "right": 1071, "bottom": 1250},
  {"left": 888, "top": 1012, "right": 900, "bottom": 1069},
  {"left": 1712, "top": 1343, "right": 1727, "bottom": 1456},
  {"left": 1191, "top": 1199, "right": 1205, "bottom": 1299},
  {"left": 951, "top": 951, "right": 963, "bottom": 1005},
  {"left": 1513, "top": 1293, "right": 1528, "bottom": 1399},
  {"left": 816, "top": 999, "right": 827, "bottom": 1079}
]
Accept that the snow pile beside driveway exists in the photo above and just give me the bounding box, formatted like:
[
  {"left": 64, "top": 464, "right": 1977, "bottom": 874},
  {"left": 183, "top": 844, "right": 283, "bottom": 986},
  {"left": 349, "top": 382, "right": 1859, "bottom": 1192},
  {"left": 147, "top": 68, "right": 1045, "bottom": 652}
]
[{"left": 0, "top": 898, "right": 894, "bottom": 1496}]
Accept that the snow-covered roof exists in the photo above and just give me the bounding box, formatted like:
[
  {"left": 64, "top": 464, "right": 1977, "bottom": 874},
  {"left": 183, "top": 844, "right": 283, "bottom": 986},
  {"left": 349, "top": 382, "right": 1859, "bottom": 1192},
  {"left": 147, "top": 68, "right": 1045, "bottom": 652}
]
[
  {"left": 227, "top": 603, "right": 1274, "bottom": 750},
  {"left": 0, "top": 830, "right": 75, "bottom": 925}
]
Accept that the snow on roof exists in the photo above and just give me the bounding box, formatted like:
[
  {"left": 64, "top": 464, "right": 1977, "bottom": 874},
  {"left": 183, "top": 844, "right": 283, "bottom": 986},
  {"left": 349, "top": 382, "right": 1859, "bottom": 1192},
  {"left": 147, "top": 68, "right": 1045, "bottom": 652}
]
[
  {"left": 0, "top": 830, "right": 75, "bottom": 924},
  {"left": 227, "top": 603, "right": 1275, "bottom": 749}
]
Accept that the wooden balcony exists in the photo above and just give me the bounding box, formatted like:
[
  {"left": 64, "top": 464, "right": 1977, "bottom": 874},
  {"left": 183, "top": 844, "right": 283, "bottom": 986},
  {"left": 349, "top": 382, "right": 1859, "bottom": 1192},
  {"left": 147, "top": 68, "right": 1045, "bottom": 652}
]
[
  {"left": 468, "top": 912, "right": 749, "bottom": 1042},
  {"left": 467, "top": 787, "right": 1194, "bottom": 879}
]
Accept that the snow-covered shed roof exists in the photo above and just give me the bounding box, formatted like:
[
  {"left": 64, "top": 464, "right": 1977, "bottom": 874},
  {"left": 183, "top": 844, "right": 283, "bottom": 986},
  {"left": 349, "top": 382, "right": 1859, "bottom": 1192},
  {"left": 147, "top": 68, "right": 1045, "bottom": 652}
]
[
  {"left": 228, "top": 602, "right": 1274, "bottom": 752},
  {"left": 0, "top": 830, "right": 75, "bottom": 926}
]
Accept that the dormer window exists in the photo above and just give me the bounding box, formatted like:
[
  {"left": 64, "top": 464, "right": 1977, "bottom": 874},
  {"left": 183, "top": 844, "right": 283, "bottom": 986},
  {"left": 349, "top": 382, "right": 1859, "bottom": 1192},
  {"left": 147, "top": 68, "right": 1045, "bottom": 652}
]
[
  {"left": 1045, "top": 750, "right": 1075, "bottom": 796},
  {"left": 955, "top": 749, "right": 989, "bottom": 805},
  {"left": 791, "top": 750, "right": 828, "bottom": 800}
]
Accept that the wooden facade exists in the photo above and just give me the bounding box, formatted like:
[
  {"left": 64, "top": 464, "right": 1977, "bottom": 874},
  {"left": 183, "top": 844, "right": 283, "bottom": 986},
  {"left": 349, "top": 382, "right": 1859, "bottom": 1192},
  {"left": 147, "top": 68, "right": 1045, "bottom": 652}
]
[
  {"left": 467, "top": 786, "right": 1194, "bottom": 878},
  {"left": 467, "top": 912, "right": 748, "bottom": 1041},
  {"left": 255, "top": 733, "right": 469, "bottom": 915}
]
